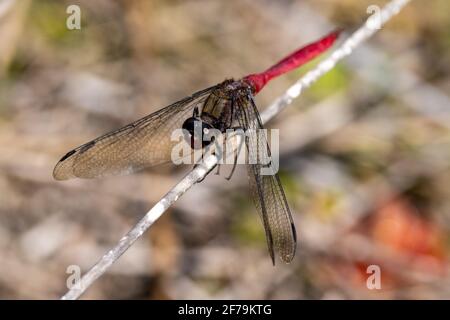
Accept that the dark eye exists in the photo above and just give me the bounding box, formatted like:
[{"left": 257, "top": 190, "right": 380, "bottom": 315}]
[{"left": 182, "top": 117, "right": 214, "bottom": 149}]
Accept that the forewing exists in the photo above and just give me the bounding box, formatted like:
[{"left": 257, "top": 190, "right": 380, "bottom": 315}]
[
  {"left": 235, "top": 93, "right": 297, "bottom": 264},
  {"left": 53, "top": 85, "right": 217, "bottom": 180}
]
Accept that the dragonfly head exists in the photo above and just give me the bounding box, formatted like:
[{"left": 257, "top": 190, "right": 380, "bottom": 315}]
[
  {"left": 219, "top": 79, "right": 253, "bottom": 97},
  {"left": 182, "top": 117, "right": 215, "bottom": 150}
]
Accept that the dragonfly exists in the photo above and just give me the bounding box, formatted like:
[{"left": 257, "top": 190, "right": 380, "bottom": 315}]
[{"left": 53, "top": 30, "right": 339, "bottom": 264}]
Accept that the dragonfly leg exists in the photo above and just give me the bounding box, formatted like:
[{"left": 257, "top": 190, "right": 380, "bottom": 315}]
[
  {"left": 215, "top": 164, "right": 221, "bottom": 176},
  {"left": 225, "top": 151, "right": 238, "bottom": 180},
  {"left": 224, "top": 126, "right": 245, "bottom": 181},
  {"left": 193, "top": 106, "right": 200, "bottom": 117}
]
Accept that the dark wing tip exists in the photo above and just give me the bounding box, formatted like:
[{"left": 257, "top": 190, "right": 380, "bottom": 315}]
[
  {"left": 59, "top": 149, "right": 77, "bottom": 163},
  {"left": 291, "top": 222, "right": 297, "bottom": 243},
  {"left": 53, "top": 149, "right": 77, "bottom": 181},
  {"left": 280, "top": 223, "right": 298, "bottom": 264}
]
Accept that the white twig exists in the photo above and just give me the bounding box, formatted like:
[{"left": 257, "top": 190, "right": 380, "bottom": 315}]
[
  {"left": 0, "top": 0, "right": 15, "bottom": 20},
  {"left": 61, "top": 0, "right": 412, "bottom": 300},
  {"left": 261, "top": 0, "right": 411, "bottom": 123}
]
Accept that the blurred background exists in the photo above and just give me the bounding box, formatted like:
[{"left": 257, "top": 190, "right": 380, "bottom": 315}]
[{"left": 0, "top": 0, "right": 449, "bottom": 299}]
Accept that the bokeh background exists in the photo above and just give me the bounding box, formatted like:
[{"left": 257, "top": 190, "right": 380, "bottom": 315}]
[{"left": 1, "top": 0, "right": 450, "bottom": 299}]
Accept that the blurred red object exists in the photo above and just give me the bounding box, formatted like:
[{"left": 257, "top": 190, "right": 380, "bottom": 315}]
[
  {"left": 372, "top": 197, "right": 446, "bottom": 271},
  {"left": 339, "top": 198, "right": 447, "bottom": 293},
  {"left": 349, "top": 197, "right": 447, "bottom": 291}
]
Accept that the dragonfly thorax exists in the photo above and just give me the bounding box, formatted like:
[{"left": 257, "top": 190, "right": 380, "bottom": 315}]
[{"left": 181, "top": 80, "right": 253, "bottom": 150}]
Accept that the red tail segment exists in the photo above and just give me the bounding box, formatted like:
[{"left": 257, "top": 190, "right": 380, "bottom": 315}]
[{"left": 243, "top": 30, "right": 341, "bottom": 94}]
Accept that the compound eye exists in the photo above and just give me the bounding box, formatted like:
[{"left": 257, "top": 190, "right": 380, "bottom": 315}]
[
  {"left": 182, "top": 117, "right": 214, "bottom": 149},
  {"left": 182, "top": 117, "right": 196, "bottom": 133}
]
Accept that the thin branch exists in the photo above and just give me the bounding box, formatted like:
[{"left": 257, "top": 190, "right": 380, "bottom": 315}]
[
  {"left": 61, "top": 0, "right": 412, "bottom": 300},
  {"left": 261, "top": 0, "right": 411, "bottom": 123},
  {"left": 0, "top": 0, "right": 15, "bottom": 20}
]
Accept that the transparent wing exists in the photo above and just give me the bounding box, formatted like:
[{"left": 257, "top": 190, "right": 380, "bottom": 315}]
[
  {"left": 235, "top": 93, "right": 297, "bottom": 264},
  {"left": 53, "top": 85, "right": 217, "bottom": 180}
]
